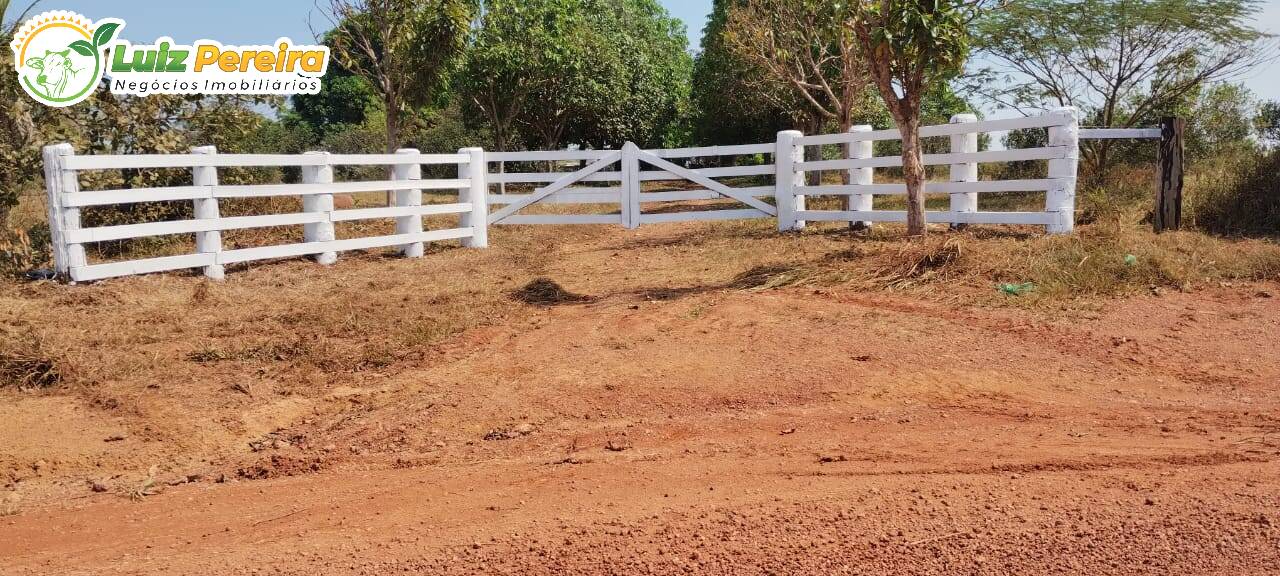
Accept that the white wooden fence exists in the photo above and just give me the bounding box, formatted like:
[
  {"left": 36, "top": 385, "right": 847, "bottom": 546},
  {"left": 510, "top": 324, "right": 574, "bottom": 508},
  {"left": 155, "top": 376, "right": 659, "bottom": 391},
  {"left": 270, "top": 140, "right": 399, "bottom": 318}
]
[
  {"left": 777, "top": 106, "right": 1080, "bottom": 233},
  {"left": 42, "top": 107, "right": 1081, "bottom": 282},
  {"left": 42, "top": 145, "right": 488, "bottom": 282}
]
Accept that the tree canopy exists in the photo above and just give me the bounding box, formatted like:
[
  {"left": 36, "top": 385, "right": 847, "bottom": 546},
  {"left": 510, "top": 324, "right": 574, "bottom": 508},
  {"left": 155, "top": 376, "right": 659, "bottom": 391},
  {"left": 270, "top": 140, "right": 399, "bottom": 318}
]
[
  {"left": 721, "top": 0, "right": 870, "bottom": 135},
  {"left": 976, "top": 0, "right": 1273, "bottom": 174},
  {"left": 460, "top": 0, "right": 588, "bottom": 151},
  {"left": 565, "top": 0, "right": 692, "bottom": 149},
  {"left": 318, "top": 0, "right": 477, "bottom": 153},
  {"left": 689, "top": 0, "right": 796, "bottom": 146},
  {"left": 456, "top": 0, "right": 690, "bottom": 151}
]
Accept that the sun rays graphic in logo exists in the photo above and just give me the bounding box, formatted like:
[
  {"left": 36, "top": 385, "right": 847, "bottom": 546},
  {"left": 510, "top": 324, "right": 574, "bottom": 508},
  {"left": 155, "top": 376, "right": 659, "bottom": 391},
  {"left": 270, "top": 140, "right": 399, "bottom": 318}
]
[{"left": 10, "top": 11, "right": 122, "bottom": 107}]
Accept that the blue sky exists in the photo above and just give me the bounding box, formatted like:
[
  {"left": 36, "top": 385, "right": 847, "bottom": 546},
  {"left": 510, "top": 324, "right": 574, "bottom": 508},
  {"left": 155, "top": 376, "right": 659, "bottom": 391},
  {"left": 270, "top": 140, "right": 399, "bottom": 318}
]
[{"left": 6, "top": 0, "right": 1279, "bottom": 104}]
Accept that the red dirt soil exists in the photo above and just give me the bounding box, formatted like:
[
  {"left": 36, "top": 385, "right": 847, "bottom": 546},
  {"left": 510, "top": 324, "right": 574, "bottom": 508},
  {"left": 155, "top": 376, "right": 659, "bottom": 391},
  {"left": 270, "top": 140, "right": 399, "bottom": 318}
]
[{"left": 2, "top": 239, "right": 1279, "bottom": 574}]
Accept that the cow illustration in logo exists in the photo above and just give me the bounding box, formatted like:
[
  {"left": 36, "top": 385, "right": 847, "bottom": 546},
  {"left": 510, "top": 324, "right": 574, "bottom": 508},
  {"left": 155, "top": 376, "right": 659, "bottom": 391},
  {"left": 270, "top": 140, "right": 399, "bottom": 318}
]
[
  {"left": 9, "top": 11, "right": 122, "bottom": 107},
  {"left": 27, "top": 49, "right": 81, "bottom": 97}
]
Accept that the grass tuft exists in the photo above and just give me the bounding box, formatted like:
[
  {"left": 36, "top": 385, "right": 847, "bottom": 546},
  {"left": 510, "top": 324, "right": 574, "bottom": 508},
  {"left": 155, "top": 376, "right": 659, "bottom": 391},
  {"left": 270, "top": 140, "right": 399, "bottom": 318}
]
[
  {"left": 0, "top": 330, "right": 62, "bottom": 390},
  {"left": 511, "top": 278, "right": 590, "bottom": 306}
]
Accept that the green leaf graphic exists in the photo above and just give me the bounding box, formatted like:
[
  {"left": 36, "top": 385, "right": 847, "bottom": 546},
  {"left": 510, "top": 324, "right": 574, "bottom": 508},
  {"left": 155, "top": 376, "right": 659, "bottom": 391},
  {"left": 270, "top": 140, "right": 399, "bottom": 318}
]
[
  {"left": 92, "top": 22, "right": 120, "bottom": 47},
  {"left": 69, "top": 40, "right": 94, "bottom": 57}
]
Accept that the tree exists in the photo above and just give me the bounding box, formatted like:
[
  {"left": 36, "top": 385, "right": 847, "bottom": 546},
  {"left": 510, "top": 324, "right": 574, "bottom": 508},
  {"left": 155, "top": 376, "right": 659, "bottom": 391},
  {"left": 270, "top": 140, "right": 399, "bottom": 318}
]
[
  {"left": 723, "top": 0, "right": 882, "bottom": 219},
  {"left": 722, "top": 0, "right": 869, "bottom": 136},
  {"left": 291, "top": 70, "right": 377, "bottom": 139},
  {"left": 851, "top": 0, "right": 983, "bottom": 236},
  {"left": 690, "top": 0, "right": 796, "bottom": 146},
  {"left": 976, "top": 0, "right": 1273, "bottom": 176},
  {"left": 317, "top": 0, "right": 476, "bottom": 155},
  {"left": 460, "top": 0, "right": 587, "bottom": 153},
  {"left": 564, "top": 0, "right": 692, "bottom": 149},
  {"left": 1256, "top": 100, "right": 1280, "bottom": 148},
  {"left": 1177, "top": 82, "right": 1258, "bottom": 159},
  {"left": 458, "top": 0, "right": 689, "bottom": 151}
]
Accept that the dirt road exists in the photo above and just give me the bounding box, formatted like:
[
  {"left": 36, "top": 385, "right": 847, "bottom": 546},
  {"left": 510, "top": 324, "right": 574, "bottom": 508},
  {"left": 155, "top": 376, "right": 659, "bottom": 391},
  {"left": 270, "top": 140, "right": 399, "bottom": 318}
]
[{"left": 3, "top": 270, "right": 1278, "bottom": 574}]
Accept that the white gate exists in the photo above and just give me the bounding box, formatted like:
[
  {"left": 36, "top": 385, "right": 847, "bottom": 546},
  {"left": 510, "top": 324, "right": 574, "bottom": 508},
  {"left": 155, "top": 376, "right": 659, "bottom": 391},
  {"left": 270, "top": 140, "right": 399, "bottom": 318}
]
[{"left": 485, "top": 142, "right": 778, "bottom": 227}]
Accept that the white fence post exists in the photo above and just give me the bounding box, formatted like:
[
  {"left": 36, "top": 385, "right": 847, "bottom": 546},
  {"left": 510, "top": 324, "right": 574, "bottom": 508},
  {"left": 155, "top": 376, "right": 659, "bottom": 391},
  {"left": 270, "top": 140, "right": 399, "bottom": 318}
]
[
  {"left": 1046, "top": 106, "right": 1080, "bottom": 234},
  {"left": 41, "top": 143, "right": 85, "bottom": 281},
  {"left": 393, "top": 148, "right": 424, "bottom": 258},
  {"left": 848, "top": 125, "right": 874, "bottom": 228},
  {"left": 621, "top": 142, "right": 641, "bottom": 229},
  {"left": 301, "top": 151, "right": 337, "bottom": 264},
  {"left": 948, "top": 114, "right": 979, "bottom": 229},
  {"left": 775, "top": 130, "right": 805, "bottom": 231},
  {"left": 459, "top": 147, "right": 488, "bottom": 248},
  {"left": 190, "top": 146, "right": 225, "bottom": 279}
]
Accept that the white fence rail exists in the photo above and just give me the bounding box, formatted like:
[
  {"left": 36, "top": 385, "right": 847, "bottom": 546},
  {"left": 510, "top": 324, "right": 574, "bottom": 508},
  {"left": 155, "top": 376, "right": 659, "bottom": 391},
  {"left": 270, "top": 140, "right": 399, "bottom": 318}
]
[
  {"left": 42, "top": 144, "right": 488, "bottom": 282},
  {"left": 778, "top": 107, "right": 1080, "bottom": 233},
  {"left": 42, "top": 108, "right": 1083, "bottom": 282}
]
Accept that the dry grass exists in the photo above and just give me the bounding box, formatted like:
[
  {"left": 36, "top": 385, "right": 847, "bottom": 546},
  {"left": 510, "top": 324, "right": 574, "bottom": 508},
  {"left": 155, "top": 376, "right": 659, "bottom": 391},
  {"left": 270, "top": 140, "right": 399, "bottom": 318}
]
[
  {"left": 0, "top": 328, "right": 62, "bottom": 390},
  {"left": 766, "top": 220, "right": 1280, "bottom": 301},
  {"left": 511, "top": 278, "right": 592, "bottom": 306},
  {"left": 0, "top": 206, "right": 1276, "bottom": 502}
]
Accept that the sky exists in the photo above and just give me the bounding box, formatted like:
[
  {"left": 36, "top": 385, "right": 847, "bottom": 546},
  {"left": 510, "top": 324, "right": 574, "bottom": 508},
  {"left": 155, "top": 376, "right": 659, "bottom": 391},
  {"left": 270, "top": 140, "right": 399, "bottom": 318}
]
[{"left": 5, "top": 0, "right": 1280, "bottom": 105}]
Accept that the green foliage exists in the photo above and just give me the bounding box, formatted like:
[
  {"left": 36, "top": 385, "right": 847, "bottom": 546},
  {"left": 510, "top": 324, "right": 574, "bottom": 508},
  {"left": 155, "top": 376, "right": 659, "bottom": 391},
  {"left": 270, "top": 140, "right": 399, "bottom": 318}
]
[
  {"left": 323, "top": 0, "right": 477, "bottom": 152},
  {"left": 565, "top": 0, "right": 693, "bottom": 149},
  {"left": 409, "top": 102, "right": 488, "bottom": 177},
  {"left": 976, "top": 0, "right": 1270, "bottom": 125},
  {"left": 977, "top": 0, "right": 1270, "bottom": 179},
  {"left": 720, "top": 0, "right": 867, "bottom": 134},
  {"left": 1174, "top": 83, "right": 1258, "bottom": 160},
  {"left": 858, "top": 0, "right": 973, "bottom": 101},
  {"left": 0, "top": 1, "right": 37, "bottom": 222},
  {"left": 1256, "top": 100, "right": 1280, "bottom": 148},
  {"left": 291, "top": 73, "right": 377, "bottom": 139},
  {"left": 460, "top": 0, "right": 588, "bottom": 151},
  {"left": 459, "top": 0, "right": 690, "bottom": 150},
  {"left": 1090, "top": 81, "right": 1260, "bottom": 178},
  {"left": 690, "top": 0, "right": 794, "bottom": 145},
  {"left": 852, "top": 0, "right": 985, "bottom": 235}
]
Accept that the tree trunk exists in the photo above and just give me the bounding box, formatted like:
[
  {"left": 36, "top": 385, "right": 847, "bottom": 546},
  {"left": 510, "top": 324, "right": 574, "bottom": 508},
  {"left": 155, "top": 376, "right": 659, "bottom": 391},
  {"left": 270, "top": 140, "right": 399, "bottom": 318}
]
[
  {"left": 804, "top": 115, "right": 821, "bottom": 187},
  {"left": 839, "top": 116, "right": 855, "bottom": 230},
  {"left": 900, "top": 115, "right": 927, "bottom": 237}
]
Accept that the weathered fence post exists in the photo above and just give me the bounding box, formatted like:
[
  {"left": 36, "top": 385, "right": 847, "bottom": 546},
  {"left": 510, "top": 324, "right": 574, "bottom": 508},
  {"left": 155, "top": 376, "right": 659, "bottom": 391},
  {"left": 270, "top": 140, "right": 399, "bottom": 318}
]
[
  {"left": 621, "top": 142, "right": 641, "bottom": 229},
  {"left": 1046, "top": 106, "right": 1080, "bottom": 235},
  {"left": 1154, "top": 116, "right": 1185, "bottom": 233},
  {"left": 948, "top": 114, "right": 978, "bottom": 230},
  {"left": 848, "top": 125, "right": 874, "bottom": 229},
  {"left": 41, "top": 143, "right": 85, "bottom": 281},
  {"left": 775, "top": 130, "right": 805, "bottom": 231},
  {"left": 393, "top": 148, "right": 424, "bottom": 257},
  {"left": 302, "top": 151, "right": 337, "bottom": 264},
  {"left": 459, "top": 147, "right": 489, "bottom": 248},
  {"left": 190, "top": 146, "right": 225, "bottom": 279}
]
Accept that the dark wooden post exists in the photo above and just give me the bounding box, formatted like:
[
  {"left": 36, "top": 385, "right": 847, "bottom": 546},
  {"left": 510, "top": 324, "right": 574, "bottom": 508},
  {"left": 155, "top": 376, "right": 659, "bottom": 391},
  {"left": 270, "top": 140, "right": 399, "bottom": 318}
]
[{"left": 1154, "top": 116, "right": 1185, "bottom": 232}]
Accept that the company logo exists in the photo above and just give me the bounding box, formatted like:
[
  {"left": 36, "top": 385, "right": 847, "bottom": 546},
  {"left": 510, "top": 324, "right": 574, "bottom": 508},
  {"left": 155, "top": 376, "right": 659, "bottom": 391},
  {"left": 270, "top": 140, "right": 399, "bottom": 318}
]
[
  {"left": 10, "top": 11, "right": 330, "bottom": 107},
  {"left": 10, "top": 11, "right": 121, "bottom": 107},
  {"left": 108, "top": 37, "right": 329, "bottom": 96}
]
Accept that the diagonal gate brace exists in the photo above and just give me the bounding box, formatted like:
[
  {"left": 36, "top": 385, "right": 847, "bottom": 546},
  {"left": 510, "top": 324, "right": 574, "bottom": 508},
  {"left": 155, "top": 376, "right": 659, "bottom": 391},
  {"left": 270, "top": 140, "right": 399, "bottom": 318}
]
[
  {"left": 488, "top": 150, "right": 623, "bottom": 224},
  {"left": 635, "top": 150, "right": 777, "bottom": 216}
]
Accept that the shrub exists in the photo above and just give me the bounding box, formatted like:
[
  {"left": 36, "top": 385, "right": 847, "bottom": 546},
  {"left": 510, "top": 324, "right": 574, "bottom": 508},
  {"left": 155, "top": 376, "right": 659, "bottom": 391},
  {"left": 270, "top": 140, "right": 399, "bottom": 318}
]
[
  {"left": 0, "top": 223, "right": 50, "bottom": 277},
  {"left": 1192, "top": 149, "right": 1280, "bottom": 237}
]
